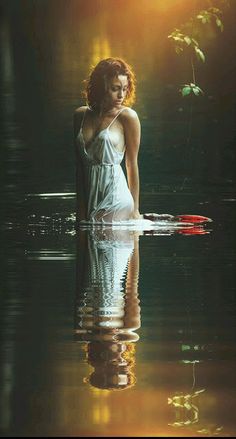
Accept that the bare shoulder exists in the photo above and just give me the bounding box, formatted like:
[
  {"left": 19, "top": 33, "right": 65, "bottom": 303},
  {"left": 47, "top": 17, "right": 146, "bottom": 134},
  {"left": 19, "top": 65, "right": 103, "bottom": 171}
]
[
  {"left": 120, "top": 107, "right": 139, "bottom": 122},
  {"left": 74, "top": 105, "right": 88, "bottom": 119},
  {"left": 120, "top": 107, "right": 140, "bottom": 133},
  {"left": 74, "top": 105, "right": 88, "bottom": 114},
  {"left": 73, "top": 106, "right": 88, "bottom": 137},
  {"left": 73, "top": 106, "right": 88, "bottom": 132},
  {"left": 120, "top": 107, "right": 140, "bottom": 129}
]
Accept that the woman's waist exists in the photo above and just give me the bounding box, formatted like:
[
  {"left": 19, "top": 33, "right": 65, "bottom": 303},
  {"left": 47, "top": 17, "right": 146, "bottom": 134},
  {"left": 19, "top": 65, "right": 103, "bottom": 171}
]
[
  {"left": 79, "top": 147, "right": 123, "bottom": 166},
  {"left": 86, "top": 162, "right": 121, "bottom": 167}
]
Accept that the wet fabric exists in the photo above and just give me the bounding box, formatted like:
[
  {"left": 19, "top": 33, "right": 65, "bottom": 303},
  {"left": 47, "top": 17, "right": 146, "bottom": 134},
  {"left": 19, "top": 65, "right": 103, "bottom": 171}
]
[{"left": 76, "top": 107, "right": 134, "bottom": 224}]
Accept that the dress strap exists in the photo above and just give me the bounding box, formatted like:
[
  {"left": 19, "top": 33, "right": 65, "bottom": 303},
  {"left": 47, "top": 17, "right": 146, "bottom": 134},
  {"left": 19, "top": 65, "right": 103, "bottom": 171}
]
[{"left": 107, "top": 107, "right": 126, "bottom": 129}]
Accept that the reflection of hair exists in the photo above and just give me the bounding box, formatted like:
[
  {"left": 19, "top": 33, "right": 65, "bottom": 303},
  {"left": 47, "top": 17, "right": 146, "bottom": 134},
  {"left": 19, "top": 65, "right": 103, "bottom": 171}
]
[
  {"left": 88, "top": 366, "right": 136, "bottom": 390},
  {"left": 83, "top": 57, "right": 136, "bottom": 110},
  {"left": 85, "top": 341, "right": 136, "bottom": 390}
]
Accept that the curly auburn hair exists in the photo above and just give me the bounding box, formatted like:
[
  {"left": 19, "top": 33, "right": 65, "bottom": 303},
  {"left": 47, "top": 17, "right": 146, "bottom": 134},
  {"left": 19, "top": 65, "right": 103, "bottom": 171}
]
[{"left": 83, "top": 58, "right": 136, "bottom": 110}]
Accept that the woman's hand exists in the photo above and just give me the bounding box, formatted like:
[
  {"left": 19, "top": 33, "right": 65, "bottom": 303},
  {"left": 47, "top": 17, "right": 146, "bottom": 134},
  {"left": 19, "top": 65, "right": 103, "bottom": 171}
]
[{"left": 131, "top": 209, "right": 143, "bottom": 220}]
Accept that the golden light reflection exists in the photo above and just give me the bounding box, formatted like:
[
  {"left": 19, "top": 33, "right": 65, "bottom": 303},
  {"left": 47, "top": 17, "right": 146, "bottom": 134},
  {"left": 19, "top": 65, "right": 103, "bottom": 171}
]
[
  {"left": 89, "top": 386, "right": 110, "bottom": 398},
  {"left": 92, "top": 404, "right": 111, "bottom": 425},
  {"left": 91, "top": 37, "right": 111, "bottom": 69},
  {"left": 141, "top": 0, "right": 187, "bottom": 12}
]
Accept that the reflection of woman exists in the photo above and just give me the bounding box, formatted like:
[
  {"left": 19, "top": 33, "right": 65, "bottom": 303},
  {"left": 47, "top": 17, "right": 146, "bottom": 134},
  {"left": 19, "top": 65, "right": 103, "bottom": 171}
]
[
  {"left": 86, "top": 341, "right": 136, "bottom": 390},
  {"left": 74, "top": 57, "right": 143, "bottom": 224},
  {"left": 75, "top": 228, "right": 141, "bottom": 390}
]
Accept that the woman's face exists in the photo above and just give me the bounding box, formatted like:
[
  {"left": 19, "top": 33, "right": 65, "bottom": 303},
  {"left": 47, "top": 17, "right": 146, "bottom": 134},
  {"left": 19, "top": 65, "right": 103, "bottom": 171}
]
[{"left": 103, "top": 74, "right": 129, "bottom": 109}]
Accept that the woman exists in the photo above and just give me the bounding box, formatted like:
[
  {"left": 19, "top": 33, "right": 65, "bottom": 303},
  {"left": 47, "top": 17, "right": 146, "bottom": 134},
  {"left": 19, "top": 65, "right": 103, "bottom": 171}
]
[
  {"left": 74, "top": 57, "right": 145, "bottom": 225},
  {"left": 73, "top": 59, "right": 210, "bottom": 228}
]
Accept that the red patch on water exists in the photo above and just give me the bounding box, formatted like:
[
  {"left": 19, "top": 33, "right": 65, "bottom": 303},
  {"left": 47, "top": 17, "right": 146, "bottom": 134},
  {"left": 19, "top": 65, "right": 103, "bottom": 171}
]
[{"left": 175, "top": 215, "right": 212, "bottom": 224}]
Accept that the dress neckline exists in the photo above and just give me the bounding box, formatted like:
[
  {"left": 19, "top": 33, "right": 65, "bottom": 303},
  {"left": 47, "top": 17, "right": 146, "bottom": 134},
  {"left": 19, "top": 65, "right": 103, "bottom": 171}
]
[
  {"left": 79, "top": 107, "right": 126, "bottom": 151},
  {"left": 79, "top": 126, "right": 108, "bottom": 149},
  {"left": 79, "top": 128, "right": 124, "bottom": 156}
]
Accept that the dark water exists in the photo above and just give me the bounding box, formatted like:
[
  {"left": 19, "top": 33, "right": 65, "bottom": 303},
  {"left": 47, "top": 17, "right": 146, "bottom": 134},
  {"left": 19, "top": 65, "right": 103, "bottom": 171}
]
[{"left": 1, "top": 0, "right": 236, "bottom": 437}]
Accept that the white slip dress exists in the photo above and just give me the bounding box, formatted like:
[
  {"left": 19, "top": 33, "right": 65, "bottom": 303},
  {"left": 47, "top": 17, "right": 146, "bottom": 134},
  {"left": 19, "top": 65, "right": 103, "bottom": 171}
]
[{"left": 76, "top": 107, "right": 135, "bottom": 224}]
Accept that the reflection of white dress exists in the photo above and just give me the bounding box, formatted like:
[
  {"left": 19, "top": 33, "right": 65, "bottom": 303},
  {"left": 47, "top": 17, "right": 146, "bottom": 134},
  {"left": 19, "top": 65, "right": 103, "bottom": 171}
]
[
  {"left": 76, "top": 107, "right": 134, "bottom": 223},
  {"left": 76, "top": 229, "right": 140, "bottom": 339}
]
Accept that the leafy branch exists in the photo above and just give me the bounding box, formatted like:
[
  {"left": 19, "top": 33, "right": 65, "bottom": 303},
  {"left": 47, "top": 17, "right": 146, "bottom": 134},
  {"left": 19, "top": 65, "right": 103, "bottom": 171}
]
[
  {"left": 168, "top": 2, "right": 227, "bottom": 97},
  {"left": 197, "top": 7, "right": 224, "bottom": 30}
]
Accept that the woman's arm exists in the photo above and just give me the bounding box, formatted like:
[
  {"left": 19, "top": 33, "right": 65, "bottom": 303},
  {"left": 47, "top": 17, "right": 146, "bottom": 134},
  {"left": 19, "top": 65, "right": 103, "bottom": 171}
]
[
  {"left": 122, "top": 108, "right": 142, "bottom": 219},
  {"left": 73, "top": 108, "right": 87, "bottom": 222}
]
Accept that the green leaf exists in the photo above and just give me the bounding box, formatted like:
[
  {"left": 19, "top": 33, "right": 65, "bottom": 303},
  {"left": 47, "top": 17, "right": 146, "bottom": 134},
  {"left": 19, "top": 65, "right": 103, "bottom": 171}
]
[
  {"left": 209, "top": 7, "right": 221, "bottom": 14},
  {"left": 216, "top": 17, "right": 224, "bottom": 31},
  {"left": 181, "top": 86, "right": 192, "bottom": 96},
  {"left": 193, "top": 85, "right": 204, "bottom": 95},
  {"left": 194, "top": 389, "right": 205, "bottom": 395},
  {"left": 195, "top": 47, "right": 205, "bottom": 62},
  {"left": 173, "top": 36, "right": 184, "bottom": 42},
  {"left": 191, "top": 38, "right": 199, "bottom": 47},
  {"left": 175, "top": 46, "right": 183, "bottom": 54},
  {"left": 182, "top": 344, "right": 191, "bottom": 351},
  {"left": 193, "top": 87, "right": 200, "bottom": 95},
  {"left": 184, "top": 402, "right": 192, "bottom": 410},
  {"left": 182, "top": 360, "right": 200, "bottom": 363},
  {"left": 180, "top": 84, "right": 204, "bottom": 97},
  {"left": 184, "top": 36, "right": 192, "bottom": 45}
]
